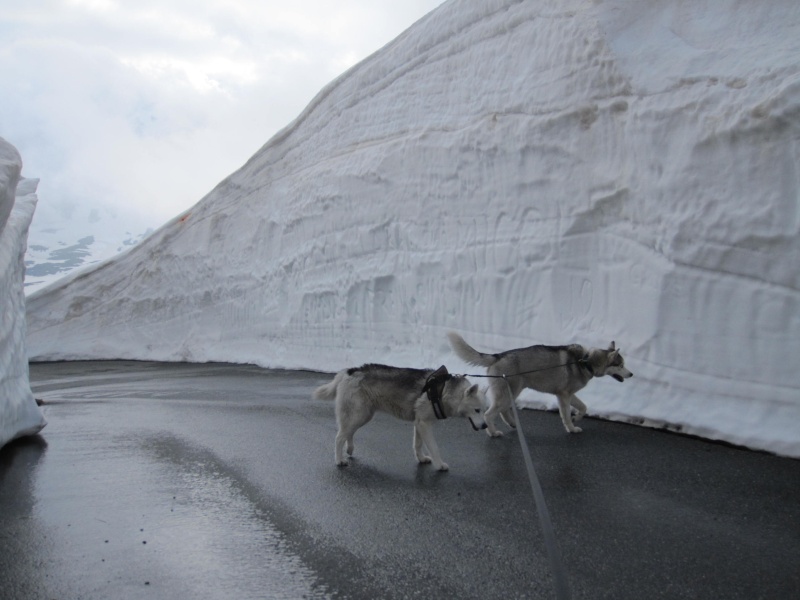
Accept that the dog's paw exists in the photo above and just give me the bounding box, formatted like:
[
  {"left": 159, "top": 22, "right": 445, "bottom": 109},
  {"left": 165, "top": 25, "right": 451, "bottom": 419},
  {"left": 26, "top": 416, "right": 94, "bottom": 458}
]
[
  {"left": 336, "top": 459, "right": 349, "bottom": 467},
  {"left": 500, "top": 415, "right": 517, "bottom": 429},
  {"left": 417, "top": 455, "right": 432, "bottom": 465},
  {"left": 436, "top": 462, "right": 449, "bottom": 472},
  {"left": 487, "top": 429, "right": 504, "bottom": 438},
  {"left": 570, "top": 427, "right": 583, "bottom": 434}
]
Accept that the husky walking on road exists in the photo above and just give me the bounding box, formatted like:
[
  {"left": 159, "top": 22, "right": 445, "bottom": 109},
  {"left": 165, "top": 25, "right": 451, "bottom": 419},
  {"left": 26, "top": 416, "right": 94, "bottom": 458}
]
[
  {"left": 447, "top": 332, "right": 633, "bottom": 437},
  {"left": 313, "top": 363, "right": 487, "bottom": 471}
]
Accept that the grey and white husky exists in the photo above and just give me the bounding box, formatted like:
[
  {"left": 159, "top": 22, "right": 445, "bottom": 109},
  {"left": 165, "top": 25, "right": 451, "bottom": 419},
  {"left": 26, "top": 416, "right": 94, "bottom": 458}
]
[
  {"left": 447, "top": 332, "right": 633, "bottom": 437},
  {"left": 313, "top": 363, "right": 487, "bottom": 470}
]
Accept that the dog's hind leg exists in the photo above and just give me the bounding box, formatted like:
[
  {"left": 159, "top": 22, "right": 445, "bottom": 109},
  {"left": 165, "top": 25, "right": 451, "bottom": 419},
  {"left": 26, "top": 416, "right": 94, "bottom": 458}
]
[
  {"left": 334, "top": 403, "right": 374, "bottom": 466},
  {"left": 334, "top": 430, "right": 350, "bottom": 466},
  {"left": 557, "top": 393, "right": 582, "bottom": 433},
  {"left": 414, "top": 421, "right": 448, "bottom": 471}
]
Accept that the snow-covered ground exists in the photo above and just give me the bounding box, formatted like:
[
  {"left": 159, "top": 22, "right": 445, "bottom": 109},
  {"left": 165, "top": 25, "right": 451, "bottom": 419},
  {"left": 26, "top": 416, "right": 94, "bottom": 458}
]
[
  {"left": 0, "top": 137, "right": 46, "bottom": 448},
  {"left": 25, "top": 0, "right": 800, "bottom": 458}
]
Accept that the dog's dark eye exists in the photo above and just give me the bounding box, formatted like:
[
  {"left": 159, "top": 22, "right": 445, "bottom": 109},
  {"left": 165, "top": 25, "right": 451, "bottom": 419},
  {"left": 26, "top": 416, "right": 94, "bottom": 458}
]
[{"left": 474, "top": 408, "right": 481, "bottom": 413}]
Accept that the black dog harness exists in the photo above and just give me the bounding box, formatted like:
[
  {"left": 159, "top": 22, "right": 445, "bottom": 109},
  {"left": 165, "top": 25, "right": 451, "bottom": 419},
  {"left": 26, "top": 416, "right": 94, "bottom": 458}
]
[
  {"left": 421, "top": 365, "right": 452, "bottom": 420},
  {"left": 578, "top": 353, "right": 595, "bottom": 376}
]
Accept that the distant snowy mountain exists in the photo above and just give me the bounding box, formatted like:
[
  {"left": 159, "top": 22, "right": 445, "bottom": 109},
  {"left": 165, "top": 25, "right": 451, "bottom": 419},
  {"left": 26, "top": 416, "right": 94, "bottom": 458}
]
[
  {"left": 25, "top": 0, "right": 800, "bottom": 458},
  {"left": 23, "top": 191, "right": 153, "bottom": 293}
]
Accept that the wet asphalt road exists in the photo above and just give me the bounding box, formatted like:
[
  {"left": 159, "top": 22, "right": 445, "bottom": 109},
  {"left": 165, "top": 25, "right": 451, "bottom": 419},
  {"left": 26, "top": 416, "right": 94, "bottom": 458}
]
[{"left": 1, "top": 361, "right": 798, "bottom": 600}]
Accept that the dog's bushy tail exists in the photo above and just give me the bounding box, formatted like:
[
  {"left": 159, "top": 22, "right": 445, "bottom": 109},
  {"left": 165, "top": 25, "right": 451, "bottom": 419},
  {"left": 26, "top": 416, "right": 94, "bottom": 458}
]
[
  {"left": 447, "top": 332, "right": 497, "bottom": 367},
  {"left": 312, "top": 370, "right": 347, "bottom": 400}
]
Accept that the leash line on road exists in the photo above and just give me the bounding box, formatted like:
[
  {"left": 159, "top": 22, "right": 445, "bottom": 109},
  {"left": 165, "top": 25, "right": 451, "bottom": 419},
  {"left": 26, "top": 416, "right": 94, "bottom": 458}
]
[
  {"left": 508, "top": 384, "right": 572, "bottom": 600},
  {"left": 454, "top": 363, "right": 577, "bottom": 598}
]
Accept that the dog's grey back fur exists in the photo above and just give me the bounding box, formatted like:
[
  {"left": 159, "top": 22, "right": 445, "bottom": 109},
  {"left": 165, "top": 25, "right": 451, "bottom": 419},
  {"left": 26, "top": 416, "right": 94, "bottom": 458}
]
[
  {"left": 315, "top": 363, "right": 481, "bottom": 422},
  {"left": 348, "top": 363, "right": 431, "bottom": 391},
  {"left": 341, "top": 363, "right": 434, "bottom": 421},
  {"left": 448, "top": 332, "right": 592, "bottom": 395},
  {"left": 492, "top": 344, "right": 594, "bottom": 396}
]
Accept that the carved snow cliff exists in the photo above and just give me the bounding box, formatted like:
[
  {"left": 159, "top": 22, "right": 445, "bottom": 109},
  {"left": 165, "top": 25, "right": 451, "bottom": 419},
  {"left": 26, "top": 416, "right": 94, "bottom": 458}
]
[
  {"left": 1, "top": 137, "right": 46, "bottom": 447},
  {"left": 26, "top": 0, "right": 800, "bottom": 457}
]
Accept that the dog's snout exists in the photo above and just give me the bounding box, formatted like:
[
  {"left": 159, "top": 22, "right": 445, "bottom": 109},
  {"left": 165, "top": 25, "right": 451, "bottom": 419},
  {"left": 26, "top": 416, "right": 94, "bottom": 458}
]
[{"left": 468, "top": 416, "right": 487, "bottom": 432}]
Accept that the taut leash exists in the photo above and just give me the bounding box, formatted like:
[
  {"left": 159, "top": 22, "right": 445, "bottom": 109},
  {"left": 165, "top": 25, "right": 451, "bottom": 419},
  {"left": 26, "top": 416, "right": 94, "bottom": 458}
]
[
  {"left": 455, "top": 362, "right": 577, "bottom": 600},
  {"left": 507, "top": 379, "right": 572, "bottom": 600},
  {"left": 459, "top": 358, "right": 590, "bottom": 381}
]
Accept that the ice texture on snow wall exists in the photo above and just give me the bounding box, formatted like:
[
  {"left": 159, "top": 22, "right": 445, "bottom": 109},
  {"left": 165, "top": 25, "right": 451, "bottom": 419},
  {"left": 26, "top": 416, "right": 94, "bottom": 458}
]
[
  {"left": 1, "top": 137, "right": 45, "bottom": 447},
  {"left": 26, "top": 0, "right": 800, "bottom": 457}
]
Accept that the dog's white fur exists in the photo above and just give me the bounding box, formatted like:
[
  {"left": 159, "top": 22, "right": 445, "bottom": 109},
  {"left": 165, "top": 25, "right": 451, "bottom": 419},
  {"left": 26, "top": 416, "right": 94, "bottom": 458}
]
[
  {"left": 313, "top": 363, "right": 486, "bottom": 470},
  {"left": 448, "top": 332, "right": 633, "bottom": 437}
]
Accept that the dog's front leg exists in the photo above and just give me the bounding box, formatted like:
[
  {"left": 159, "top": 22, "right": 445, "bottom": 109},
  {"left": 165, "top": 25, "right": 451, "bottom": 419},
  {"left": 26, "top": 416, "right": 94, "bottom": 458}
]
[
  {"left": 571, "top": 394, "right": 587, "bottom": 422},
  {"left": 414, "top": 421, "right": 448, "bottom": 471},
  {"left": 484, "top": 381, "right": 510, "bottom": 437},
  {"left": 483, "top": 402, "right": 504, "bottom": 437},
  {"left": 557, "top": 394, "right": 582, "bottom": 433},
  {"left": 500, "top": 407, "right": 517, "bottom": 429},
  {"left": 413, "top": 425, "right": 432, "bottom": 464}
]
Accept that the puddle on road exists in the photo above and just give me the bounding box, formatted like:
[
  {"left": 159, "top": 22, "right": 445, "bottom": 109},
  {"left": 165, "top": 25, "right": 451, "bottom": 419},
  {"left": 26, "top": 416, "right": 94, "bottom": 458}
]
[
  {"left": 27, "top": 427, "right": 333, "bottom": 600},
  {"left": 139, "top": 433, "right": 333, "bottom": 599}
]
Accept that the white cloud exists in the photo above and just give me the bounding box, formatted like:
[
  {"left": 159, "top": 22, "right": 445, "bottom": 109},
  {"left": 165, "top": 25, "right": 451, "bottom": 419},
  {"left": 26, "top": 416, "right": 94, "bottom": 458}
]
[
  {"left": 65, "top": 0, "right": 117, "bottom": 11},
  {"left": 0, "top": 0, "right": 445, "bottom": 227}
]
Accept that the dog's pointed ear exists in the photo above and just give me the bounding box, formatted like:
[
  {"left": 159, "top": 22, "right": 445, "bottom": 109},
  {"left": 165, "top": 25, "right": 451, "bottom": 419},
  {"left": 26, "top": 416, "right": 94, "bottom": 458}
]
[
  {"left": 608, "top": 341, "right": 616, "bottom": 351},
  {"left": 468, "top": 383, "right": 479, "bottom": 396}
]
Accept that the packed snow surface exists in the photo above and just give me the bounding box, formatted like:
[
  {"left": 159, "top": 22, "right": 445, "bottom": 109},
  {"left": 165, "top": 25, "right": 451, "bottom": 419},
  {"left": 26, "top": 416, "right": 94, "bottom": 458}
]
[
  {"left": 1, "top": 137, "right": 46, "bottom": 447},
  {"left": 26, "top": 0, "right": 800, "bottom": 457}
]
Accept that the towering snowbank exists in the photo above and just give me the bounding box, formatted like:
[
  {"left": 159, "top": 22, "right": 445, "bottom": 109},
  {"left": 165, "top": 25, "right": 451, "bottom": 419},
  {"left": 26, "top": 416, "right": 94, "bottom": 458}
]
[
  {"left": 26, "top": 0, "right": 800, "bottom": 457},
  {"left": 1, "top": 138, "right": 45, "bottom": 448}
]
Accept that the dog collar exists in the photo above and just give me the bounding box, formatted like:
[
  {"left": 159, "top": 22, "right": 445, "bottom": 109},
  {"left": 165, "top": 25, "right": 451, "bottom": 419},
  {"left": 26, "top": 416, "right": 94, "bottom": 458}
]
[{"left": 422, "top": 366, "right": 452, "bottom": 420}]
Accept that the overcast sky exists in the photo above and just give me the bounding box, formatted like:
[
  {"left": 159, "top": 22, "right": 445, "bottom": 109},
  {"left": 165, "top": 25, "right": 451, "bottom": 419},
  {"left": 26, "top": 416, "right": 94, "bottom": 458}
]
[{"left": 0, "top": 0, "right": 445, "bottom": 231}]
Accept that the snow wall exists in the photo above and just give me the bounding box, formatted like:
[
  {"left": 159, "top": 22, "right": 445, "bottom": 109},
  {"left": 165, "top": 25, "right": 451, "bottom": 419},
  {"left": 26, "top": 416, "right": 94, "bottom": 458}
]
[
  {"left": 26, "top": 0, "right": 800, "bottom": 458},
  {"left": 1, "top": 137, "right": 46, "bottom": 448}
]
